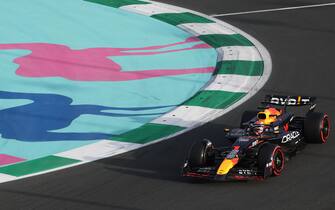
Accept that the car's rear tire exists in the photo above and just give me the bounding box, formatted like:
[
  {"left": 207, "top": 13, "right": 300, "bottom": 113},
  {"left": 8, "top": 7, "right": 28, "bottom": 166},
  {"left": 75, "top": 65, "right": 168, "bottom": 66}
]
[
  {"left": 258, "top": 143, "right": 285, "bottom": 178},
  {"left": 188, "top": 139, "right": 214, "bottom": 167},
  {"left": 304, "top": 112, "right": 330, "bottom": 143},
  {"left": 240, "top": 110, "right": 259, "bottom": 128}
]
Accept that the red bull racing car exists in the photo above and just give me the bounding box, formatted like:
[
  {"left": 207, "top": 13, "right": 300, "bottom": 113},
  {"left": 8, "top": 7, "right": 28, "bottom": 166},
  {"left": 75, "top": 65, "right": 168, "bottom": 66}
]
[{"left": 182, "top": 95, "right": 331, "bottom": 181}]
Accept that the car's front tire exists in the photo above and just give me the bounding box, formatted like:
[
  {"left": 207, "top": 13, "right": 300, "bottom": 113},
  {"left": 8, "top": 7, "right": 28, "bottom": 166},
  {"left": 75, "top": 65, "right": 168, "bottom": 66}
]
[
  {"left": 188, "top": 139, "right": 214, "bottom": 167},
  {"left": 258, "top": 143, "right": 285, "bottom": 178}
]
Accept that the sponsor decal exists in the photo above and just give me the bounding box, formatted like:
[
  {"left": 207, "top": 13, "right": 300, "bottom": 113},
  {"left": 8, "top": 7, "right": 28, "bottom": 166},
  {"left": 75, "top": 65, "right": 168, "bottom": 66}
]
[
  {"left": 266, "top": 161, "right": 273, "bottom": 168},
  {"left": 309, "top": 104, "right": 316, "bottom": 111},
  {"left": 270, "top": 96, "right": 310, "bottom": 106},
  {"left": 282, "top": 131, "right": 300, "bottom": 143},
  {"left": 226, "top": 149, "right": 239, "bottom": 159},
  {"left": 197, "top": 167, "right": 212, "bottom": 173},
  {"left": 238, "top": 137, "right": 250, "bottom": 142},
  {"left": 237, "top": 169, "right": 255, "bottom": 175},
  {"left": 251, "top": 140, "right": 258, "bottom": 147}
]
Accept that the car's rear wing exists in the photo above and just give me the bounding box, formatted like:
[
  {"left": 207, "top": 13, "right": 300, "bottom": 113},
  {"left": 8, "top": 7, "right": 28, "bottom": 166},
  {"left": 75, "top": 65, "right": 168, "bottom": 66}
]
[{"left": 262, "top": 95, "right": 316, "bottom": 106}]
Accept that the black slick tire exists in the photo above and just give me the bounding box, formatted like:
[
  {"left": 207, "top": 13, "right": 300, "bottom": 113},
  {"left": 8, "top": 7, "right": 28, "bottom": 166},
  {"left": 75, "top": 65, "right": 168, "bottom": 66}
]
[
  {"left": 258, "top": 143, "right": 285, "bottom": 178},
  {"left": 188, "top": 139, "right": 214, "bottom": 167},
  {"left": 304, "top": 112, "right": 330, "bottom": 143}
]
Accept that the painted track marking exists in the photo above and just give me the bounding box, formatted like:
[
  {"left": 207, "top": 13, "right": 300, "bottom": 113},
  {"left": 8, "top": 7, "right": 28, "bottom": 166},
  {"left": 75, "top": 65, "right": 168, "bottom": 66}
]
[
  {"left": 211, "top": 2, "right": 335, "bottom": 17},
  {"left": 0, "top": 0, "right": 272, "bottom": 184}
]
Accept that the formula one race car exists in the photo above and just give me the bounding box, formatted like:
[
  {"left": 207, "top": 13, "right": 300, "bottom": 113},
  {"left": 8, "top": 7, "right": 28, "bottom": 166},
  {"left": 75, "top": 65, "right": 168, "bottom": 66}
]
[{"left": 182, "top": 95, "right": 330, "bottom": 181}]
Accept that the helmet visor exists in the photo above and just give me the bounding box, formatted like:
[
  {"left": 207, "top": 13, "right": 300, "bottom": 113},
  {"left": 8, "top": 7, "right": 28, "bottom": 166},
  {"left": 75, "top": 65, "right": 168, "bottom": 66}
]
[{"left": 258, "top": 112, "right": 267, "bottom": 120}]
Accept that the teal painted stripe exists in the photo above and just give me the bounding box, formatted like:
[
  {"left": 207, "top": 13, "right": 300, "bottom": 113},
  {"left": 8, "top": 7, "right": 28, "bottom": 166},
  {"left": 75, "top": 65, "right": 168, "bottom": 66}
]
[
  {"left": 198, "top": 34, "right": 254, "bottom": 48},
  {"left": 84, "top": 0, "right": 149, "bottom": 8},
  {"left": 184, "top": 90, "right": 246, "bottom": 109},
  {"left": 112, "top": 123, "right": 185, "bottom": 144},
  {"left": 152, "top": 12, "right": 214, "bottom": 26},
  {"left": 0, "top": 156, "right": 80, "bottom": 177},
  {"left": 216, "top": 61, "right": 264, "bottom": 76}
]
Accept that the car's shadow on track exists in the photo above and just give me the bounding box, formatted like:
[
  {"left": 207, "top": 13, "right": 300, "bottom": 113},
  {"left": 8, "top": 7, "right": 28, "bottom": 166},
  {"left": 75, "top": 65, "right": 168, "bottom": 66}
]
[
  {"left": 95, "top": 105, "right": 334, "bottom": 185},
  {"left": 93, "top": 89, "right": 334, "bottom": 184},
  {"left": 97, "top": 121, "right": 237, "bottom": 183},
  {"left": 95, "top": 120, "right": 279, "bottom": 187},
  {"left": 94, "top": 97, "right": 274, "bottom": 184}
]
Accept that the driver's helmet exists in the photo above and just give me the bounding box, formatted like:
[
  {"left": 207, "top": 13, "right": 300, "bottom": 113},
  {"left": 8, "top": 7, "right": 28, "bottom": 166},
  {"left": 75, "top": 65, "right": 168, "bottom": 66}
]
[
  {"left": 256, "top": 107, "right": 282, "bottom": 125},
  {"left": 253, "top": 125, "right": 265, "bottom": 135}
]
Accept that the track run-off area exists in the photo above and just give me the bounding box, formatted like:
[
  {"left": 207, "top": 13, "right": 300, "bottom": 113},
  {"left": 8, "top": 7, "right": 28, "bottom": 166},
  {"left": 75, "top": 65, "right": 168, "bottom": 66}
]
[
  {"left": 0, "top": 0, "right": 269, "bottom": 183},
  {"left": 0, "top": 0, "right": 334, "bottom": 209}
]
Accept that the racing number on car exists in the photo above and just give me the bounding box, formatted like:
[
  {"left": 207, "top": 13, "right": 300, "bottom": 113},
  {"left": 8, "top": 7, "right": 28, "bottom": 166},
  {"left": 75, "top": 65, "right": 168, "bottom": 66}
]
[{"left": 282, "top": 131, "right": 300, "bottom": 143}]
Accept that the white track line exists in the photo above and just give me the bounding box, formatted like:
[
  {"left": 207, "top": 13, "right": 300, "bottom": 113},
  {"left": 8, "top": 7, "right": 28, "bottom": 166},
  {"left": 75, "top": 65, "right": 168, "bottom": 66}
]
[
  {"left": 205, "top": 74, "right": 261, "bottom": 93},
  {"left": 56, "top": 140, "right": 141, "bottom": 161},
  {"left": 217, "top": 46, "right": 262, "bottom": 61},
  {"left": 121, "top": 4, "right": 185, "bottom": 16},
  {"left": 178, "top": 23, "right": 236, "bottom": 36},
  {"left": 211, "top": 2, "right": 335, "bottom": 17},
  {"left": 152, "top": 106, "right": 217, "bottom": 127}
]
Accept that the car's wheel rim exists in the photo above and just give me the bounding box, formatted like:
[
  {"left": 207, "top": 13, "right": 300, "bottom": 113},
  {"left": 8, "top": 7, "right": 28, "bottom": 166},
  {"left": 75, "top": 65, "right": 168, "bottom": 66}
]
[
  {"left": 204, "top": 145, "right": 214, "bottom": 165},
  {"left": 272, "top": 148, "right": 284, "bottom": 176},
  {"left": 320, "top": 115, "right": 330, "bottom": 143}
]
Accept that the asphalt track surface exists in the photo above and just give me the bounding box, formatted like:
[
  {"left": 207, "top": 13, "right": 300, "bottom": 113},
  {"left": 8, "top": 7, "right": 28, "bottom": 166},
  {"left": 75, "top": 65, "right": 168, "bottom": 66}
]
[{"left": 1, "top": 1, "right": 335, "bottom": 209}]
